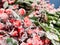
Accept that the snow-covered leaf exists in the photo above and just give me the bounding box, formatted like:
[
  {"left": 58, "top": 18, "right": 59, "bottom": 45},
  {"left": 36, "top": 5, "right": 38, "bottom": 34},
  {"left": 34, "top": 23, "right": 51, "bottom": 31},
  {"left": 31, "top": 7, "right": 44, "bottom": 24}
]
[
  {"left": 8, "top": 5, "right": 14, "bottom": 9},
  {"left": 3, "top": 1, "right": 8, "bottom": 9},
  {"left": 51, "top": 40, "right": 60, "bottom": 45},
  {"left": 8, "top": 42, "right": 13, "bottom": 45},
  {"left": 12, "top": 10, "right": 21, "bottom": 20},
  {"left": 17, "top": 0, "right": 23, "bottom": 2},
  {"left": 46, "top": 31, "right": 59, "bottom": 41},
  {"left": 38, "top": 31, "right": 45, "bottom": 37}
]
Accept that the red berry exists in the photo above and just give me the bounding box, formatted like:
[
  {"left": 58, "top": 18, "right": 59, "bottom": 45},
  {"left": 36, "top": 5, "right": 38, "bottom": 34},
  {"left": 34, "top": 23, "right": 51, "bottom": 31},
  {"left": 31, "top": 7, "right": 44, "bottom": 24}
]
[
  {"left": 0, "top": 35, "right": 3, "bottom": 37},
  {"left": 19, "top": 8, "right": 26, "bottom": 16},
  {"left": 9, "top": 18, "right": 15, "bottom": 23},
  {"left": 39, "top": 40, "right": 44, "bottom": 45},
  {"left": 18, "top": 27, "right": 24, "bottom": 33},
  {"left": 45, "top": 38, "right": 50, "bottom": 44},
  {"left": 27, "top": 43, "right": 32, "bottom": 45},
  {"left": 11, "top": 31, "right": 18, "bottom": 36},
  {"left": 13, "top": 20, "right": 21, "bottom": 27}
]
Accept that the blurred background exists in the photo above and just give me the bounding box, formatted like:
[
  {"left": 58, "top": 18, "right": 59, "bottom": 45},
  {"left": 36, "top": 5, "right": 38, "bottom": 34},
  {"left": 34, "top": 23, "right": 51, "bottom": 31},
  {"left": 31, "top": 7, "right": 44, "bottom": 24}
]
[
  {"left": 49, "top": 0, "right": 60, "bottom": 8},
  {"left": 0, "top": 0, "right": 60, "bottom": 8}
]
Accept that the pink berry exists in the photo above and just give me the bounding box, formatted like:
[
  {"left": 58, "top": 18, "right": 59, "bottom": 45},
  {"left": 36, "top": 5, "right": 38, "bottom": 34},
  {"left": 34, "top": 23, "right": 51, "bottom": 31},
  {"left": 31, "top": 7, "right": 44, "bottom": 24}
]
[
  {"left": 31, "top": 3, "right": 36, "bottom": 8},
  {"left": 27, "top": 38, "right": 32, "bottom": 44},
  {"left": 19, "top": 8, "right": 26, "bottom": 16},
  {"left": 11, "top": 31, "right": 18, "bottom": 36},
  {"left": 2, "top": 0, "right": 7, "bottom": 2},
  {"left": 0, "top": 13, "right": 8, "bottom": 19},
  {"left": 13, "top": 5, "right": 19, "bottom": 9},
  {"left": 8, "top": 0, "right": 15, "bottom": 4},
  {"left": 24, "top": 17, "right": 32, "bottom": 27},
  {"left": 0, "top": 23, "right": 4, "bottom": 30},
  {"left": 39, "top": 40, "right": 44, "bottom": 45},
  {"left": 5, "top": 9, "right": 12, "bottom": 15},
  {"left": 0, "top": 9, "right": 5, "bottom": 14},
  {"left": 21, "top": 42, "right": 27, "bottom": 45},
  {"left": 27, "top": 29, "right": 33, "bottom": 35}
]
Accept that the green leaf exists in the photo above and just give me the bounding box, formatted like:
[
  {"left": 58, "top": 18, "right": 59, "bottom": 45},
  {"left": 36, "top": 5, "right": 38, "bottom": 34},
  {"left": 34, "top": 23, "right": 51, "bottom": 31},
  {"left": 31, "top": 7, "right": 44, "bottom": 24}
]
[
  {"left": 24, "top": 0, "right": 33, "bottom": 3},
  {"left": 3, "top": 1, "right": 8, "bottom": 9},
  {"left": 13, "top": 42, "right": 17, "bottom": 45},
  {"left": 56, "top": 11, "right": 60, "bottom": 15},
  {"left": 39, "top": 22, "right": 50, "bottom": 31},
  {"left": 30, "top": 16, "right": 38, "bottom": 21},
  {"left": 6, "top": 38, "right": 13, "bottom": 43},
  {"left": 46, "top": 12, "right": 59, "bottom": 18},
  {"left": 24, "top": 0, "right": 30, "bottom": 2},
  {"left": 17, "top": 0, "right": 32, "bottom": 5},
  {"left": 34, "top": 21, "right": 39, "bottom": 26},
  {"left": 55, "top": 20, "right": 60, "bottom": 27}
]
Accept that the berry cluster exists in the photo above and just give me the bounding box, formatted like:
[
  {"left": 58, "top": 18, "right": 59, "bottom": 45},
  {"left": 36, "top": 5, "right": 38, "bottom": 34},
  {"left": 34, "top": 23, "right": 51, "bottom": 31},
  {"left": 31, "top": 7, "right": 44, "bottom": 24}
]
[
  {"left": 0, "top": 0, "right": 58, "bottom": 45},
  {"left": 0, "top": 8, "right": 51, "bottom": 45}
]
